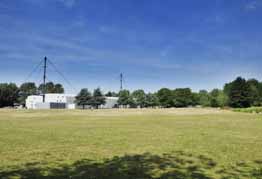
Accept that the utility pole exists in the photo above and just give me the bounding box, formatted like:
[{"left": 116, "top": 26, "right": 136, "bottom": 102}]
[
  {"left": 43, "top": 57, "right": 47, "bottom": 102},
  {"left": 120, "top": 73, "right": 123, "bottom": 91}
]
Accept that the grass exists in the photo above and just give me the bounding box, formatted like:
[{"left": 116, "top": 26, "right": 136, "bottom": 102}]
[
  {"left": 0, "top": 108, "right": 262, "bottom": 179},
  {"left": 233, "top": 107, "right": 262, "bottom": 114}
]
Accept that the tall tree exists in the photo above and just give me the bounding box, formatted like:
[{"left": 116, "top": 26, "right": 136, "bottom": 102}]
[
  {"left": 247, "top": 79, "right": 261, "bottom": 106},
  {"left": 258, "top": 82, "right": 262, "bottom": 105},
  {"left": 226, "top": 77, "right": 253, "bottom": 108},
  {"left": 191, "top": 92, "right": 200, "bottom": 106},
  {"left": 0, "top": 83, "right": 19, "bottom": 107},
  {"left": 157, "top": 88, "right": 173, "bottom": 108},
  {"left": 173, "top": 88, "right": 193, "bottom": 107},
  {"left": 145, "top": 93, "right": 159, "bottom": 108},
  {"left": 38, "top": 82, "right": 64, "bottom": 94},
  {"left": 54, "top": 84, "right": 64, "bottom": 93},
  {"left": 75, "top": 88, "right": 92, "bottom": 109},
  {"left": 216, "top": 90, "right": 228, "bottom": 107},
  {"left": 210, "top": 89, "right": 220, "bottom": 107},
  {"left": 198, "top": 90, "right": 211, "bottom": 107},
  {"left": 18, "top": 82, "right": 37, "bottom": 106},
  {"left": 132, "top": 89, "right": 146, "bottom": 108},
  {"left": 118, "top": 90, "right": 132, "bottom": 107},
  {"left": 105, "top": 91, "right": 118, "bottom": 97},
  {"left": 210, "top": 89, "right": 227, "bottom": 107},
  {"left": 90, "top": 88, "right": 106, "bottom": 109}
]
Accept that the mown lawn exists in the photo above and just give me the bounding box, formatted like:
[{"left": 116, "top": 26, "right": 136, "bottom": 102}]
[{"left": 0, "top": 108, "right": 262, "bottom": 179}]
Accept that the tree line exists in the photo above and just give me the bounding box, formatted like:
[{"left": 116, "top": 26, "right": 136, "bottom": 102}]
[
  {"left": 75, "top": 88, "right": 106, "bottom": 109},
  {"left": 1, "top": 76, "right": 262, "bottom": 108},
  {"left": 114, "top": 76, "right": 262, "bottom": 108},
  {"left": 0, "top": 82, "right": 64, "bottom": 107}
]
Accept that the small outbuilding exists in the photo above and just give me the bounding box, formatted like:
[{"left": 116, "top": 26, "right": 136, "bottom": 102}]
[
  {"left": 26, "top": 94, "right": 76, "bottom": 109},
  {"left": 26, "top": 94, "right": 119, "bottom": 109}
]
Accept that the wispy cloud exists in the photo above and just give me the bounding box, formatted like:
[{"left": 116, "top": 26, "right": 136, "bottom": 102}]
[
  {"left": 58, "top": 0, "right": 77, "bottom": 8},
  {"left": 23, "top": 0, "right": 77, "bottom": 8},
  {"left": 245, "top": 1, "right": 261, "bottom": 11}
]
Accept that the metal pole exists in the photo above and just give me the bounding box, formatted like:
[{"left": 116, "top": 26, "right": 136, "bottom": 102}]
[
  {"left": 120, "top": 73, "right": 123, "bottom": 91},
  {"left": 43, "top": 57, "right": 47, "bottom": 102}
]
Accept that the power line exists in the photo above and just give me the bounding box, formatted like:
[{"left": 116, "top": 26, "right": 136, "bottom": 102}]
[
  {"left": 22, "top": 59, "right": 43, "bottom": 83},
  {"left": 13, "top": 59, "right": 43, "bottom": 97},
  {"left": 47, "top": 59, "right": 78, "bottom": 93}
]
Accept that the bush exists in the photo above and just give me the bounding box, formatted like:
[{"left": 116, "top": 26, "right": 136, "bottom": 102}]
[{"left": 233, "top": 107, "right": 262, "bottom": 114}]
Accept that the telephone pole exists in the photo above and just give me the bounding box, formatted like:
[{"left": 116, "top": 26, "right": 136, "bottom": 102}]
[
  {"left": 43, "top": 57, "right": 47, "bottom": 102},
  {"left": 120, "top": 73, "right": 123, "bottom": 91}
]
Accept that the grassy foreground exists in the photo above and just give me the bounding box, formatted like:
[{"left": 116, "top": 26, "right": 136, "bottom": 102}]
[
  {"left": 233, "top": 107, "right": 262, "bottom": 114},
  {"left": 0, "top": 108, "right": 262, "bottom": 179}
]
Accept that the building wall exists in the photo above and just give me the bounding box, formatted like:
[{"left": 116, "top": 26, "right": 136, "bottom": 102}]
[
  {"left": 101, "top": 97, "right": 118, "bottom": 109},
  {"left": 26, "top": 94, "right": 119, "bottom": 109},
  {"left": 26, "top": 95, "right": 43, "bottom": 109},
  {"left": 26, "top": 94, "right": 75, "bottom": 109},
  {"left": 44, "top": 94, "right": 75, "bottom": 103},
  {"left": 35, "top": 102, "right": 50, "bottom": 109}
]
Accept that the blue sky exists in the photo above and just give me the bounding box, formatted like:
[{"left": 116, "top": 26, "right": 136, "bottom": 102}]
[{"left": 1, "top": 0, "right": 262, "bottom": 93}]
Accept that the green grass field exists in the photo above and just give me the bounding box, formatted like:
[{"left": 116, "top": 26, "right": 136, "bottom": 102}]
[
  {"left": 233, "top": 107, "right": 262, "bottom": 114},
  {"left": 0, "top": 108, "right": 262, "bottom": 179}
]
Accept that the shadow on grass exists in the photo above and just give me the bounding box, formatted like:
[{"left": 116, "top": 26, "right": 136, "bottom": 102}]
[
  {"left": 218, "top": 160, "right": 262, "bottom": 179},
  {"left": 0, "top": 151, "right": 261, "bottom": 179}
]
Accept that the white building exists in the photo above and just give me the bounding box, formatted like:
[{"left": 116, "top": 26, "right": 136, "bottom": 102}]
[
  {"left": 26, "top": 94, "right": 118, "bottom": 109},
  {"left": 101, "top": 97, "right": 118, "bottom": 109},
  {"left": 25, "top": 95, "right": 43, "bottom": 109},
  {"left": 26, "top": 94, "right": 76, "bottom": 109}
]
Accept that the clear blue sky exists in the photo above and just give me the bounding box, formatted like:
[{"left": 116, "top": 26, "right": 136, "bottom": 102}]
[{"left": 0, "top": 0, "right": 262, "bottom": 93}]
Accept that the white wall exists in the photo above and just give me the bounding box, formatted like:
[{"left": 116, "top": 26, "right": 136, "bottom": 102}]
[
  {"left": 101, "top": 97, "right": 118, "bottom": 109},
  {"left": 35, "top": 102, "right": 50, "bottom": 109},
  {"left": 26, "top": 95, "right": 119, "bottom": 109},
  {"left": 26, "top": 94, "right": 76, "bottom": 109},
  {"left": 45, "top": 94, "right": 75, "bottom": 103},
  {"left": 26, "top": 95, "right": 43, "bottom": 109}
]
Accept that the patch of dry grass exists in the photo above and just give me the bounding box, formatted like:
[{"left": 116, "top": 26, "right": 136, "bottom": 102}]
[{"left": 0, "top": 108, "right": 261, "bottom": 178}]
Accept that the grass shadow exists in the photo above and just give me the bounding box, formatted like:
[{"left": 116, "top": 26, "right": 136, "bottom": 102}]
[
  {"left": 0, "top": 151, "right": 261, "bottom": 179},
  {"left": 218, "top": 160, "right": 262, "bottom": 179}
]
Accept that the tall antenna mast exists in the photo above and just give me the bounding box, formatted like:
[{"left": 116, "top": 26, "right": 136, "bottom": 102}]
[
  {"left": 43, "top": 57, "right": 47, "bottom": 102},
  {"left": 120, "top": 73, "right": 123, "bottom": 91}
]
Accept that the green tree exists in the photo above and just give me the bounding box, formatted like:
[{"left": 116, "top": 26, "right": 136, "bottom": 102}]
[
  {"left": 0, "top": 83, "right": 19, "bottom": 107},
  {"left": 173, "top": 88, "right": 193, "bottom": 107},
  {"left": 54, "top": 84, "right": 64, "bottom": 93},
  {"left": 132, "top": 89, "right": 146, "bottom": 108},
  {"left": 39, "top": 82, "right": 54, "bottom": 93},
  {"left": 198, "top": 90, "right": 211, "bottom": 107},
  {"left": 191, "top": 92, "right": 200, "bottom": 106},
  {"left": 247, "top": 79, "right": 261, "bottom": 106},
  {"left": 210, "top": 89, "right": 227, "bottom": 107},
  {"left": 258, "top": 82, "right": 262, "bottom": 105},
  {"left": 210, "top": 89, "right": 220, "bottom": 107},
  {"left": 18, "top": 82, "right": 37, "bottom": 106},
  {"left": 105, "top": 91, "right": 118, "bottom": 97},
  {"left": 227, "top": 77, "right": 253, "bottom": 108},
  {"left": 145, "top": 93, "right": 159, "bottom": 108},
  {"left": 90, "top": 88, "right": 106, "bottom": 109},
  {"left": 118, "top": 90, "right": 132, "bottom": 107},
  {"left": 157, "top": 88, "right": 173, "bottom": 108},
  {"left": 38, "top": 82, "right": 64, "bottom": 94},
  {"left": 217, "top": 90, "right": 228, "bottom": 107},
  {"left": 75, "top": 88, "right": 92, "bottom": 109}
]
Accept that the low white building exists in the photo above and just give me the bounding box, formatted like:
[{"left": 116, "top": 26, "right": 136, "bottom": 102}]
[
  {"left": 26, "top": 94, "right": 76, "bottom": 109},
  {"left": 25, "top": 95, "right": 43, "bottom": 109},
  {"left": 26, "top": 94, "right": 118, "bottom": 109},
  {"left": 101, "top": 97, "right": 118, "bottom": 109}
]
